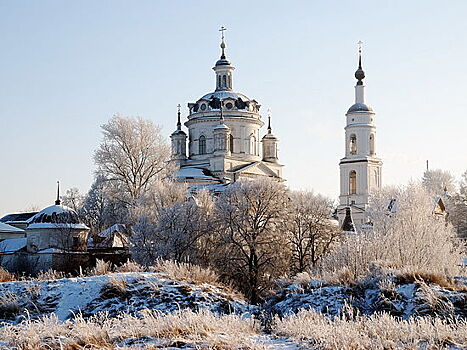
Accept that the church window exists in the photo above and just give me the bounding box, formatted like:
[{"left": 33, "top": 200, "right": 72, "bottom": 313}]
[
  {"left": 249, "top": 135, "right": 257, "bottom": 155},
  {"left": 373, "top": 169, "right": 378, "bottom": 188},
  {"left": 226, "top": 102, "right": 233, "bottom": 109},
  {"left": 349, "top": 170, "right": 357, "bottom": 194},
  {"left": 199, "top": 135, "right": 206, "bottom": 154},
  {"left": 218, "top": 75, "right": 221, "bottom": 89},
  {"left": 201, "top": 103, "right": 207, "bottom": 111},
  {"left": 350, "top": 134, "right": 357, "bottom": 155},
  {"left": 222, "top": 75, "right": 227, "bottom": 87},
  {"left": 369, "top": 134, "right": 375, "bottom": 155},
  {"left": 229, "top": 134, "right": 234, "bottom": 152},
  {"left": 228, "top": 75, "right": 232, "bottom": 88}
]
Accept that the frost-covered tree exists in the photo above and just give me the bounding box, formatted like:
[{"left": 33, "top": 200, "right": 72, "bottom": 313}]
[
  {"left": 80, "top": 176, "right": 129, "bottom": 234},
  {"left": 130, "top": 180, "right": 187, "bottom": 265},
  {"left": 422, "top": 169, "right": 456, "bottom": 196},
  {"left": 447, "top": 170, "right": 467, "bottom": 238},
  {"left": 321, "top": 182, "right": 463, "bottom": 279},
  {"left": 60, "top": 187, "right": 84, "bottom": 213},
  {"left": 287, "top": 191, "right": 339, "bottom": 273},
  {"left": 154, "top": 189, "right": 217, "bottom": 264},
  {"left": 214, "top": 178, "right": 290, "bottom": 303},
  {"left": 94, "top": 115, "right": 173, "bottom": 203}
]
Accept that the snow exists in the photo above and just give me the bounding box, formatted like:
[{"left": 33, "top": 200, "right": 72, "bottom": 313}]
[
  {"left": 98, "top": 224, "right": 126, "bottom": 238},
  {"left": 27, "top": 222, "right": 89, "bottom": 230},
  {"left": 27, "top": 205, "right": 75, "bottom": 222},
  {"left": 0, "top": 222, "right": 25, "bottom": 234},
  {"left": 37, "top": 248, "right": 65, "bottom": 254},
  {"left": 0, "top": 272, "right": 253, "bottom": 324},
  {"left": 178, "top": 167, "right": 217, "bottom": 179},
  {"left": 0, "top": 238, "right": 27, "bottom": 253}
]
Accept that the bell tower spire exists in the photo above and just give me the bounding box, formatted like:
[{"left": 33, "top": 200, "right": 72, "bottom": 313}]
[
  {"left": 213, "top": 26, "right": 235, "bottom": 91},
  {"left": 55, "top": 181, "right": 61, "bottom": 205},
  {"left": 338, "top": 42, "right": 382, "bottom": 230}
]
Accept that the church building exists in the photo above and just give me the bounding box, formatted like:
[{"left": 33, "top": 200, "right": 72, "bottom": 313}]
[
  {"left": 170, "top": 28, "right": 283, "bottom": 190},
  {"left": 337, "top": 45, "right": 383, "bottom": 228}
]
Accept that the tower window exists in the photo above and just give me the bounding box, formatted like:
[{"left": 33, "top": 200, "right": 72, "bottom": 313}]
[
  {"left": 199, "top": 135, "right": 206, "bottom": 155},
  {"left": 349, "top": 134, "right": 357, "bottom": 155},
  {"left": 222, "top": 75, "right": 227, "bottom": 87},
  {"left": 369, "top": 134, "right": 375, "bottom": 155},
  {"left": 349, "top": 170, "right": 357, "bottom": 195},
  {"left": 229, "top": 134, "right": 234, "bottom": 152}
]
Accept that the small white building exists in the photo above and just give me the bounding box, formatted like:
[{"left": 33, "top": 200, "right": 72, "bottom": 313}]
[{"left": 170, "top": 29, "right": 284, "bottom": 189}]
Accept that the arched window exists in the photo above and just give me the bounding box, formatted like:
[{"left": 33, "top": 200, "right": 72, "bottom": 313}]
[
  {"left": 373, "top": 169, "right": 378, "bottom": 188},
  {"left": 222, "top": 75, "right": 227, "bottom": 88},
  {"left": 369, "top": 134, "right": 375, "bottom": 155},
  {"left": 349, "top": 134, "right": 357, "bottom": 155},
  {"left": 229, "top": 134, "right": 234, "bottom": 153},
  {"left": 349, "top": 170, "right": 357, "bottom": 195},
  {"left": 249, "top": 135, "right": 256, "bottom": 155},
  {"left": 199, "top": 135, "right": 206, "bottom": 155},
  {"left": 218, "top": 75, "right": 221, "bottom": 89}
]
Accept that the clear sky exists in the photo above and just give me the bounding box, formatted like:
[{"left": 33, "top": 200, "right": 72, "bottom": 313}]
[{"left": 1, "top": 0, "right": 466, "bottom": 216}]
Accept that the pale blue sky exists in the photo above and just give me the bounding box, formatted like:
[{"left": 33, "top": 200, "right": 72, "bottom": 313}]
[{"left": 1, "top": 0, "right": 466, "bottom": 215}]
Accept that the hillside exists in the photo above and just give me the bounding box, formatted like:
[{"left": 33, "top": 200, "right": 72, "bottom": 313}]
[{"left": 0, "top": 270, "right": 467, "bottom": 349}]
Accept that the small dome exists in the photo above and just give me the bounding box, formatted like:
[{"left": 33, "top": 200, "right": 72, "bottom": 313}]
[
  {"left": 347, "top": 103, "right": 373, "bottom": 114},
  {"left": 171, "top": 129, "right": 187, "bottom": 136},
  {"left": 199, "top": 91, "right": 250, "bottom": 102},
  {"left": 215, "top": 58, "right": 231, "bottom": 66},
  {"left": 27, "top": 205, "right": 89, "bottom": 230}
]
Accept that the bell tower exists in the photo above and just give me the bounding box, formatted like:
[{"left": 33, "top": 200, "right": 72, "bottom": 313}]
[{"left": 338, "top": 43, "right": 382, "bottom": 228}]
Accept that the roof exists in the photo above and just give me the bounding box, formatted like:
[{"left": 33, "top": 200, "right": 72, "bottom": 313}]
[
  {"left": 27, "top": 204, "right": 89, "bottom": 230},
  {"left": 199, "top": 91, "right": 251, "bottom": 102},
  {"left": 347, "top": 103, "right": 373, "bottom": 114},
  {"left": 0, "top": 222, "right": 25, "bottom": 234},
  {"left": 177, "top": 167, "right": 220, "bottom": 181},
  {"left": 0, "top": 212, "right": 37, "bottom": 223},
  {"left": 0, "top": 237, "right": 27, "bottom": 253}
]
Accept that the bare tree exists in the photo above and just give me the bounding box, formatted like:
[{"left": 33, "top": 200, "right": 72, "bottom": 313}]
[
  {"left": 94, "top": 115, "right": 173, "bottom": 203},
  {"left": 287, "top": 191, "right": 340, "bottom": 273},
  {"left": 215, "top": 178, "right": 290, "bottom": 304}
]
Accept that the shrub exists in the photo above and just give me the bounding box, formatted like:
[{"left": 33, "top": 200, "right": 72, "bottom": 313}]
[
  {"left": 101, "top": 277, "right": 129, "bottom": 298},
  {"left": 150, "top": 259, "right": 219, "bottom": 286},
  {"left": 114, "top": 260, "right": 145, "bottom": 273},
  {"left": 89, "top": 259, "right": 113, "bottom": 276},
  {"left": 35, "top": 269, "right": 66, "bottom": 281},
  {"left": 273, "top": 308, "right": 467, "bottom": 349},
  {"left": 0, "top": 292, "right": 20, "bottom": 318}
]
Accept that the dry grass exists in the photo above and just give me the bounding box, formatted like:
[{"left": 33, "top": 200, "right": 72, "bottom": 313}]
[
  {"left": 35, "top": 269, "right": 66, "bottom": 281},
  {"left": 274, "top": 308, "right": 467, "bottom": 350},
  {"left": 115, "top": 260, "right": 145, "bottom": 273},
  {"left": 89, "top": 259, "right": 113, "bottom": 276},
  {"left": 101, "top": 277, "right": 129, "bottom": 298},
  {"left": 0, "top": 291, "right": 20, "bottom": 318},
  {"left": 150, "top": 259, "right": 219, "bottom": 286},
  {"left": 395, "top": 271, "right": 462, "bottom": 290},
  {"left": 0, "top": 267, "right": 15, "bottom": 282},
  {"left": 0, "top": 309, "right": 263, "bottom": 349}
]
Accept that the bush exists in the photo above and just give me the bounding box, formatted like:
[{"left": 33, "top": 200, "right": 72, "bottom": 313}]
[
  {"left": 0, "top": 267, "right": 15, "bottom": 282},
  {"left": 89, "top": 259, "right": 113, "bottom": 276},
  {"left": 114, "top": 260, "right": 145, "bottom": 273},
  {"left": 150, "top": 259, "right": 219, "bottom": 286},
  {"left": 273, "top": 308, "right": 467, "bottom": 349}
]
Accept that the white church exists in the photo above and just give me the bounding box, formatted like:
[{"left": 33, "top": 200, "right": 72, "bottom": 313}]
[
  {"left": 171, "top": 29, "right": 382, "bottom": 229},
  {"left": 170, "top": 28, "right": 283, "bottom": 191}
]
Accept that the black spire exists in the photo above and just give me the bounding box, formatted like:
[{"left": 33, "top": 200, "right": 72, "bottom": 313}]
[
  {"left": 355, "top": 41, "right": 365, "bottom": 85},
  {"left": 55, "top": 181, "right": 61, "bottom": 205},
  {"left": 176, "top": 104, "right": 181, "bottom": 130}
]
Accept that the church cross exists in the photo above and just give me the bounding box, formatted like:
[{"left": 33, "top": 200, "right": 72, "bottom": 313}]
[
  {"left": 219, "top": 26, "right": 227, "bottom": 41},
  {"left": 357, "top": 40, "right": 363, "bottom": 53}
]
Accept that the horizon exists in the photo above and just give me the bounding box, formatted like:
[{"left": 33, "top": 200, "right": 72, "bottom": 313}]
[{"left": 1, "top": 0, "right": 466, "bottom": 216}]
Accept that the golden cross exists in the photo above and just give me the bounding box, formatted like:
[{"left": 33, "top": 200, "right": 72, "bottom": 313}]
[{"left": 357, "top": 40, "right": 363, "bottom": 53}]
